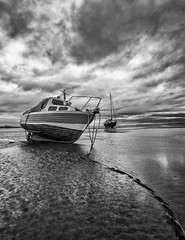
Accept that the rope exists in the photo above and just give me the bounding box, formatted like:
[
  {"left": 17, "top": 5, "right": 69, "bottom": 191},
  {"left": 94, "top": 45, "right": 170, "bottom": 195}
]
[{"left": 88, "top": 112, "right": 101, "bottom": 151}]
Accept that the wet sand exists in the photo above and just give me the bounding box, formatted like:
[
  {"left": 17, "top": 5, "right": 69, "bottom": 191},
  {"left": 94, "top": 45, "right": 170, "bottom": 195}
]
[
  {"left": 87, "top": 128, "right": 185, "bottom": 229},
  {"left": 0, "top": 130, "right": 178, "bottom": 239}
]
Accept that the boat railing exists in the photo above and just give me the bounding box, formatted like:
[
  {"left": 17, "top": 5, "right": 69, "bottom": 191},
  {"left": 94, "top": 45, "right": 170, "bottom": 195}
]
[{"left": 68, "top": 96, "right": 101, "bottom": 112}]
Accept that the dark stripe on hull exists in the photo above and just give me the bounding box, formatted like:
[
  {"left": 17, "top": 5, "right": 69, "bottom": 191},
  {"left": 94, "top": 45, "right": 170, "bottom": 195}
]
[
  {"left": 25, "top": 124, "right": 83, "bottom": 143},
  {"left": 26, "top": 112, "right": 93, "bottom": 124}
]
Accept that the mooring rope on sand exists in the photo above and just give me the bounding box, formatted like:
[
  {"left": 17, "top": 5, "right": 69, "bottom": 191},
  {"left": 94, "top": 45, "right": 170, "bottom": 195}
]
[{"left": 87, "top": 155, "right": 185, "bottom": 240}]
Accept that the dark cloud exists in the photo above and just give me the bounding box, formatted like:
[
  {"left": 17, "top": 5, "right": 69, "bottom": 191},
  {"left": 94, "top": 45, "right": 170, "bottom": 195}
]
[
  {"left": 166, "top": 70, "right": 185, "bottom": 84},
  {"left": 0, "top": 0, "right": 33, "bottom": 38},
  {"left": 142, "top": 80, "right": 161, "bottom": 89},
  {"left": 9, "top": 11, "right": 32, "bottom": 38},
  {"left": 0, "top": 0, "right": 71, "bottom": 65},
  {"left": 71, "top": 0, "right": 164, "bottom": 63},
  {"left": 19, "top": 82, "right": 41, "bottom": 92},
  {"left": 174, "top": 93, "right": 185, "bottom": 100},
  {"left": 26, "top": 14, "right": 71, "bottom": 65},
  {"left": 164, "top": 0, "right": 185, "bottom": 13},
  {"left": 69, "top": 0, "right": 185, "bottom": 64},
  {"left": 1, "top": 0, "right": 185, "bottom": 66},
  {"left": 0, "top": 70, "right": 14, "bottom": 82}
]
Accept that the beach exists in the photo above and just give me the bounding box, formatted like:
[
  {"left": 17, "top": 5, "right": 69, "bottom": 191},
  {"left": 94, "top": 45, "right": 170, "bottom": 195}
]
[{"left": 0, "top": 128, "right": 185, "bottom": 239}]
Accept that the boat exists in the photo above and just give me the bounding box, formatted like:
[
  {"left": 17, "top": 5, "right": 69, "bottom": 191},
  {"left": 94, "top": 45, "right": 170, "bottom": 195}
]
[
  {"left": 104, "top": 93, "right": 117, "bottom": 129},
  {"left": 20, "top": 90, "right": 101, "bottom": 143}
]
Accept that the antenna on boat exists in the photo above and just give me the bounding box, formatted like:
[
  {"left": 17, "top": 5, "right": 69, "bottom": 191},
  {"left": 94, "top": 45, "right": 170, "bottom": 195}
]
[{"left": 60, "top": 89, "right": 68, "bottom": 101}]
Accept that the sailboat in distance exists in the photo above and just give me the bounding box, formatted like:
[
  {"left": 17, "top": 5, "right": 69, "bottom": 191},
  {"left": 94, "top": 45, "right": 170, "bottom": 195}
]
[{"left": 104, "top": 93, "right": 117, "bottom": 129}]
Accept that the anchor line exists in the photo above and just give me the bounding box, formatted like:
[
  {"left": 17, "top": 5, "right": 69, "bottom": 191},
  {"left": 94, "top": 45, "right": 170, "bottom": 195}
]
[{"left": 88, "top": 111, "right": 101, "bottom": 150}]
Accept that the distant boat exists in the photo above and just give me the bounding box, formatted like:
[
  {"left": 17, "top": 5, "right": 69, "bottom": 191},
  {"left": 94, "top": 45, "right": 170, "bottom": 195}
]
[
  {"left": 20, "top": 90, "right": 101, "bottom": 143},
  {"left": 104, "top": 93, "right": 117, "bottom": 129}
]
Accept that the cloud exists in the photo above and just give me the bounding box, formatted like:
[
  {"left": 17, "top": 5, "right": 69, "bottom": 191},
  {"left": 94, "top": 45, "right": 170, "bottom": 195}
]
[
  {"left": 70, "top": 0, "right": 168, "bottom": 63},
  {"left": 1, "top": 0, "right": 185, "bottom": 127},
  {"left": 0, "top": 39, "right": 27, "bottom": 67},
  {"left": 0, "top": 0, "right": 33, "bottom": 38}
]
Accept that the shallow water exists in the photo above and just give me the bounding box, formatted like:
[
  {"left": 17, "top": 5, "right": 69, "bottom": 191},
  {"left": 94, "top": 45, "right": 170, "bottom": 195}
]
[
  {"left": 85, "top": 128, "right": 185, "bottom": 227},
  {"left": 0, "top": 127, "right": 185, "bottom": 239}
]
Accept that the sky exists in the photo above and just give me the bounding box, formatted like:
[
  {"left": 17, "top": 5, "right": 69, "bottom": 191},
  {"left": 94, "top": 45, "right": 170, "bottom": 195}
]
[{"left": 0, "top": 0, "right": 185, "bottom": 127}]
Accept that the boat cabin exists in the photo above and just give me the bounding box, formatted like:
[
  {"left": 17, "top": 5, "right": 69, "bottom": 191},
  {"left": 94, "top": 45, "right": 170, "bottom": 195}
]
[
  {"left": 23, "top": 96, "right": 80, "bottom": 115},
  {"left": 41, "top": 97, "right": 75, "bottom": 112},
  {"left": 22, "top": 90, "right": 101, "bottom": 116}
]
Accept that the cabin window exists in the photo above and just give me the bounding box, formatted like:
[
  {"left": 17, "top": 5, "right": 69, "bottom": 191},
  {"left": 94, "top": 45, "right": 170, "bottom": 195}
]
[
  {"left": 41, "top": 99, "right": 49, "bottom": 109},
  {"left": 59, "top": 106, "right": 68, "bottom": 111},
  {"left": 52, "top": 99, "right": 64, "bottom": 105},
  {"left": 48, "top": 106, "right": 57, "bottom": 111}
]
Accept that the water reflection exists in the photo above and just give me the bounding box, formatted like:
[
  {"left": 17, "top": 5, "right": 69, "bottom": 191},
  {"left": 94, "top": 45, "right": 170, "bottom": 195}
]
[
  {"left": 156, "top": 153, "right": 169, "bottom": 169},
  {"left": 89, "top": 128, "right": 185, "bottom": 226}
]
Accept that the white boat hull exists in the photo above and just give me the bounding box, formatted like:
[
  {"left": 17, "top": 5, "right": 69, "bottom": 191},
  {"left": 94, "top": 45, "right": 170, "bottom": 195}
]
[{"left": 20, "top": 111, "right": 94, "bottom": 143}]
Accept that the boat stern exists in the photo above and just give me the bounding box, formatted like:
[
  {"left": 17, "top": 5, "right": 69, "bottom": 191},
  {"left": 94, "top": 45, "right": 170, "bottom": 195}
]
[{"left": 20, "top": 114, "right": 28, "bottom": 130}]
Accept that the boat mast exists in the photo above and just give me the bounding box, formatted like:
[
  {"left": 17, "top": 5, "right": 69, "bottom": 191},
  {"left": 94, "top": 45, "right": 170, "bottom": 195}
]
[
  {"left": 110, "top": 93, "right": 113, "bottom": 120},
  {"left": 110, "top": 93, "right": 116, "bottom": 120}
]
